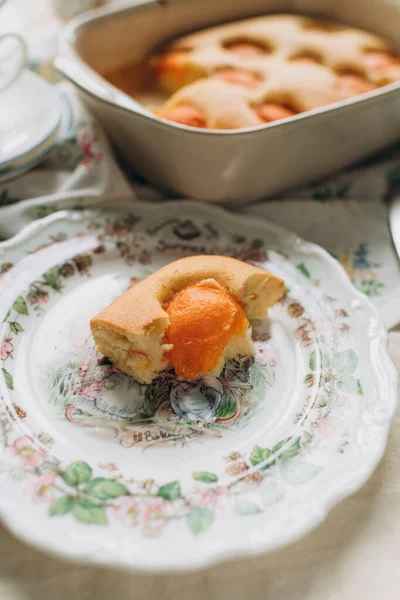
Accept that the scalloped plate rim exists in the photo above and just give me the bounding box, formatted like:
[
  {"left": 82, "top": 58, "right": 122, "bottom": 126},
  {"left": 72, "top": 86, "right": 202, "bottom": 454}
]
[{"left": 0, "top": 199, "right": 398, "bottom": 574}]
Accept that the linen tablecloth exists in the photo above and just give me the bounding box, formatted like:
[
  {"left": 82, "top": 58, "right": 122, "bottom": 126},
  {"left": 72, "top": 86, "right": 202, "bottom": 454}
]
[{"left": 1, "top": 1, "right": 400, "bottom": 599}]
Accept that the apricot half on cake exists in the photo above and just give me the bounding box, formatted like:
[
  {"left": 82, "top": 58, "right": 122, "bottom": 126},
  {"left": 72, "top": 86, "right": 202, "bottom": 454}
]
[{"left": 90, "top": 255, "right": 286, "bottom": 384}]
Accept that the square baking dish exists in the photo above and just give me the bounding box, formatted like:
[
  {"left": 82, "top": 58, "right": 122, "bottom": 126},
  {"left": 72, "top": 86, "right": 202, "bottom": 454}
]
[{"left": 55, "top": 0, "right": 400, "bottom": 203}]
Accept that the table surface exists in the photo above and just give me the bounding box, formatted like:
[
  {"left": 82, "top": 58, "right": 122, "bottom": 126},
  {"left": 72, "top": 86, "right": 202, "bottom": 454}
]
[{"left": 1, "top": 1, "right": 400, "bottom": 598}]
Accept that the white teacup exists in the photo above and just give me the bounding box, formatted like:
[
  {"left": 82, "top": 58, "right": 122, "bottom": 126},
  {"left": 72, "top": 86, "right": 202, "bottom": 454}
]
[
  {"left": 0, "top": 0, "right": 27, "bottom": 92},
  {"left": 0, "top": 33, "right": 27, "bottom": 92}
]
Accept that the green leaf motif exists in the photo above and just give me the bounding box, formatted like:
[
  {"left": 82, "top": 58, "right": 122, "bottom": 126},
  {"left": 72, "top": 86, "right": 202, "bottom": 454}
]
[
  {"left": 63, "top": 461, "right": 92, "bottom": 486},
  {"left": 43, "top": 266, "right": 62, "bottom": 291},
  {"left": 12, "top": 296, "right": 28, "bottom": 315},
  {"left": 296, "top": 262, "right": 310, "bottom": 279},
  {"left": 72, "top": 500, "right": 107, "bottom": 525},
  {"left": 280, "top": 438, "right": 301, "bottom": 461},
  {"left": 9, "top": 321, "right": 23, "bottom": 335},
  {"left": 187, "top": 507, "right": 214, "bottom": 534},
  {"left": 272, "top": 438, "right": 290, "bottom": 454},
  {"left": 2, "top": 368, "right": 13, "bottom": 390},
  {"left": 51, "top": 141, "right": 84, "bottom": 171},
  {"left": 50, "top": 495, "right": 75, "bottom": 516},
  {"left": 192, "top": 471, "right": 218, "bottom": 484},
  {"left": 338, "top": 375, "right": 363, "bottom": 395},
  {"left": 359, "top": 279, "right": 384, "bottom": 297},
  {"left": 309, "top": 350, "right": 330, "bottom": 371},
  {"left": 236, "top": 502, "right": 262, "bottom": 515},
  {"left": 249, "top": 445, "right": 274, "bottom": 470},
  {"left": 332, "top": 350, "right": 357, "bottom": 375},
  {"left": 34, "top": 205, "right": 58, "bottom": 219},
  {"left": 304, "top": 373, "right": 314, "bottom": 387},
  {"left": 158, "top": 480, "right": 181, "bottom": 501},
  {"left": 272, "top": 437, "right": 301, "bottom": 460},
  {"left": 83, "top": 478, "right": 130, "bottom": 500}
]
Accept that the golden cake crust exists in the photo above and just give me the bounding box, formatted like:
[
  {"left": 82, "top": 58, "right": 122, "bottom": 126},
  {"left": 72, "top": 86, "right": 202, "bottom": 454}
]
[
  {"left": 150, "top": 14, "right": 400, "bottom": 129},
  {"left": 90, "top": 255, "right": 285, "bottom": 338}
]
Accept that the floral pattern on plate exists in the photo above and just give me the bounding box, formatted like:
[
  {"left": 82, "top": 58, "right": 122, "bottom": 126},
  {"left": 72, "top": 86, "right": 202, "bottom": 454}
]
[{"left": 0, "top": 201, "right": 397, "bottom": 571}]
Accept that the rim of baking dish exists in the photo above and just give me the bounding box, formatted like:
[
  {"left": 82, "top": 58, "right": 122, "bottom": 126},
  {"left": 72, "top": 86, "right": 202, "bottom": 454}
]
[{"left": 55, "top": 0, "right": 400, "bottom": 136}]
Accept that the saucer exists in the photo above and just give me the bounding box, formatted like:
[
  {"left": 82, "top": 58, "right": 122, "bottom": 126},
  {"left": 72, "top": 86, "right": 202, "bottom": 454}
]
[
  {"left": 0, "top": 90, "right": 72, "bottom": 183},
  {"left": 0, "top": 71, "right": 64, "bottom": 172}
]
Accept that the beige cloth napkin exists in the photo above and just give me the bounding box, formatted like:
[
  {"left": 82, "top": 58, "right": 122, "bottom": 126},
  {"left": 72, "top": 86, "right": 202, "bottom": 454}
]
[{"left": 0, "top": 331, "right": 399, "bottom": 599}]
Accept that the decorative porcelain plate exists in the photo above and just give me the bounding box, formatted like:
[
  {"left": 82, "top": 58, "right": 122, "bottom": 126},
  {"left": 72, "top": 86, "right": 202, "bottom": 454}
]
[{"left": 0, "top": 201, "right": 397, "bottom": 573}]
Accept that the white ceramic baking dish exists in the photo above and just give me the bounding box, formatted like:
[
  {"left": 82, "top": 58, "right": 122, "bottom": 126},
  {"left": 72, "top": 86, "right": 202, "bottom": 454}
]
[{"left": 55, "top": 0, "right": 400, "bottom": 203}]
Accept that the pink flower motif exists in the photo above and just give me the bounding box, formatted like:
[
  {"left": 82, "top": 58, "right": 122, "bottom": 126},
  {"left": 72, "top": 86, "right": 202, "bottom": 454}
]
[
  {"left": 0, "top": 338, "right": 13, "bottom": 360},
  {"left": 141, "top": 498, "right": 174, "bottom": 536},
  {"left": 100, "top": 462, "right": 119, "bottom": 472},
  {"left": 79, "top": 130, "right": 103, "bottom": 167},
  {"left": 27, "top": 290, "right": 49, "bottom": 305},
  {"left": 339, "top": 323, "right": 351, "bottom": 335},
  {"left": 189, "top": 486, "right": 232, "bottom": 514},
  {"left": 313, "top": 317, "right": 334, "bottom": 336},
  {"left": 189, "top": 488, "right": 211, "bottom": 508},
  {"left": 105, "top": 219, "right": 132, "bottom": 236},
  {"left": 115, "top": 497, "right": 174, "bottom": 533},
  {"left": 25, "top": 473, "right": 56, "bottom": 503},
  {"left": 7, "top": 436, "right": 45, "bottom": 467},
  {"left": 295, "top": 320, "right": 316, "bottom": 346},
  {"left": 114, "top": 497, "right": 141, "bottom": 526},
  {"left": 142, "top": 520, "right": 168, "bottom": 537},
  {"left": 313, "top": 417, "right": 345, "bottom": 439},
  {"left": 141, "top": 497, "right": 174, "bottom": 523},
  {"left": 295, "top": 317, "right": 335, "bottom": 346},
  {"left": 213, "top": 486, "right": 233, "bottom": 513},
  {"left": 256, "top": 345, "right": 277, "bottom": 367}
]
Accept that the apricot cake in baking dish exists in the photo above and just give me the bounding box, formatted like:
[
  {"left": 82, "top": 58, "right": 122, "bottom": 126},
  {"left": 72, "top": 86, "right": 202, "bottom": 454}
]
[
  {"left": 105, "top": 14, "right": 400, "bottom": 129},
  {"left": 90, "top": 255, "right": 286, "bottom": 384}
]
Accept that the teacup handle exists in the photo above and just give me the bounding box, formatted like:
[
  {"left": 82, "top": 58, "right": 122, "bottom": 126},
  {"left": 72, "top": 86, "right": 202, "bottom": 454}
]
[{"left": 0, "top": 33, "right": 27, "bottom": 92}]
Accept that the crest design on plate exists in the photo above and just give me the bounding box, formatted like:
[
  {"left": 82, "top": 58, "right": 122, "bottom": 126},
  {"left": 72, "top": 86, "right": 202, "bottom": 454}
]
[{"left": 47, "top": 338, "right": 276, "bottom": 448}]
